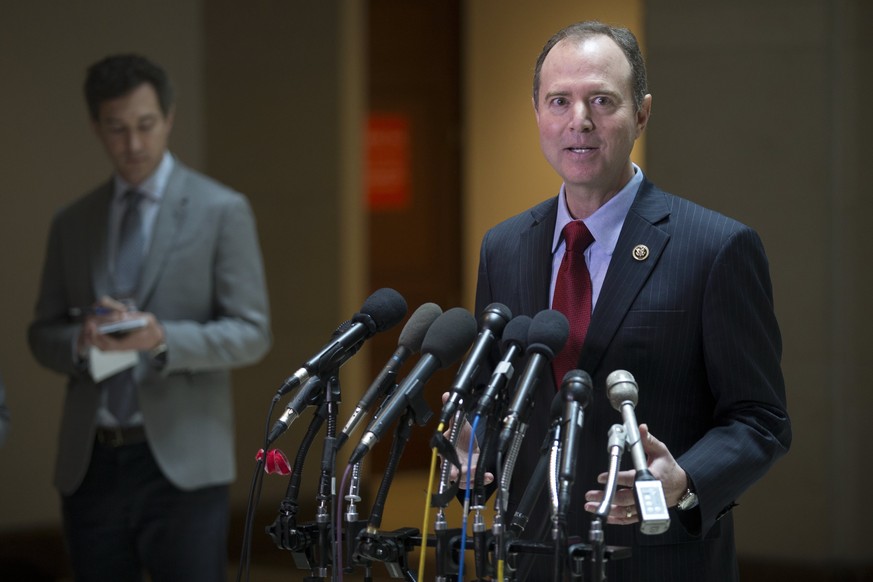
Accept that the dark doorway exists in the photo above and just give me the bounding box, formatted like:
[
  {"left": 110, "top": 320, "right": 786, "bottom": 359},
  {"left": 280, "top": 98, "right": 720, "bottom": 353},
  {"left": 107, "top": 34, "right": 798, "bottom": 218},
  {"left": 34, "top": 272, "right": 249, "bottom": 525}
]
[{"left": 365, "top": 0, "right": 463, "bottom": 471}]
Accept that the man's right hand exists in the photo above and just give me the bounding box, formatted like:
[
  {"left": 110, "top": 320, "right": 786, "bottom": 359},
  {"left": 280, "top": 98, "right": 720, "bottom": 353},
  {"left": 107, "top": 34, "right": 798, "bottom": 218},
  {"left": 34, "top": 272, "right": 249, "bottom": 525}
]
[{"left": 441, "top": 391, "right": 494, "bottom": 488}]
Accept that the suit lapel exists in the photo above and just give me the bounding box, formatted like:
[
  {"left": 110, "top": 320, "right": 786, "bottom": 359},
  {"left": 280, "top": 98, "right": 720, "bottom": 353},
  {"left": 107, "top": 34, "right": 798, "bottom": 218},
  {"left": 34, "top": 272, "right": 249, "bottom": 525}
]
[
  {"left": 88, "top": 184, "right": 114, "bottom": 299},
  {"left": 518, "top": 198, "right": 558, "bottom": 315},
  {"left": 138, "top": 164, "right": 189, "bottom": 307},
  {"left": 579, "top": 180, "right": 671, "bottom": 376}
]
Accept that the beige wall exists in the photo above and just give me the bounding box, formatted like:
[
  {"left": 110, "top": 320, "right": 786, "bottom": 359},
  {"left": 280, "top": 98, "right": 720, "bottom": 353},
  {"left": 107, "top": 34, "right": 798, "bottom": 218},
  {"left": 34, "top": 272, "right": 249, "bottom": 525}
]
[
  {"left": 644, "top": 0, "right": 873, "bottom": 564},
  {"left": 201, "top": 0, "right": 368, "bottom": 514}
]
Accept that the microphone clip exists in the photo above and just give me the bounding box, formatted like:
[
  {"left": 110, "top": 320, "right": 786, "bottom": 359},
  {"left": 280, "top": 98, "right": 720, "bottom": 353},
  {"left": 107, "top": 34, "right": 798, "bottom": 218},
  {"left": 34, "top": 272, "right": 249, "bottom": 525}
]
[
  {"left": 353, "top": 527, "right": 420, "bottom": 579},
  {"left": 387, "top": 387, "right": 434, "bottom": 429}
]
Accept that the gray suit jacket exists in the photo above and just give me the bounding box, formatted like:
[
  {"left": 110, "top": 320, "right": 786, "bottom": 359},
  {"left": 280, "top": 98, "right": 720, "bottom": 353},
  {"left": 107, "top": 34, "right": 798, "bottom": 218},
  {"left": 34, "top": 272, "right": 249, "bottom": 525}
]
[
  {"left": 29, "top": 160, "right": 271, "bottom": 494},
  {"left": 475, "top": 178, "right": 791, "bottom": 581}
]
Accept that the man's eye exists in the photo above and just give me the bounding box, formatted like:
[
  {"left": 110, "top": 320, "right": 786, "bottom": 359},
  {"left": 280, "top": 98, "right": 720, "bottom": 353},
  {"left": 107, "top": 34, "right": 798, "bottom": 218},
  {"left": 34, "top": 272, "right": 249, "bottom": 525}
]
[{"left": 592, "top": 96, "right": 612, "bottom": 106}]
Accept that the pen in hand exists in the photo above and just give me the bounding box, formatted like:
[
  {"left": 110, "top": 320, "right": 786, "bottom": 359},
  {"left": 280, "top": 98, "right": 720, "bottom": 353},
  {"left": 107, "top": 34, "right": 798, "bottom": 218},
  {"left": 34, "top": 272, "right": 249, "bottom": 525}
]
[
  {"left": 69, "top": 297, "right": 137, "bottom": 320},
  {"left": 68, "top": 306, "right": 114, "bottom": 319}
]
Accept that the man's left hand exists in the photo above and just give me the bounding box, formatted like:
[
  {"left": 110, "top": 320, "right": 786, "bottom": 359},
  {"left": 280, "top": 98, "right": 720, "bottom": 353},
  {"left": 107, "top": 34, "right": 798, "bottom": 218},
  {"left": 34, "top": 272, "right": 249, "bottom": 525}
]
[{"left": 582, "top": 424, "right": 687, "bottom": 525}]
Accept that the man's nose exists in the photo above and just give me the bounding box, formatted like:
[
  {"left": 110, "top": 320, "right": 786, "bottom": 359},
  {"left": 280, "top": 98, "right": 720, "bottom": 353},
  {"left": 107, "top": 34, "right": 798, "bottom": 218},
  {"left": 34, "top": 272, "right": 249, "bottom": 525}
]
[
  {"left": 570, "top": 103, "right": 594, "bottom": 132},
  {"left": 126, "top": 130, "right": 143, "bottom": 151}
]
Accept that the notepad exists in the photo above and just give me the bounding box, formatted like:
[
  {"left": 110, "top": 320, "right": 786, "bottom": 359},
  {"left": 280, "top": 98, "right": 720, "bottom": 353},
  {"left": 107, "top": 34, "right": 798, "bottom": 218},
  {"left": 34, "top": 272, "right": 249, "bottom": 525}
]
[{"left": 89, "top": 346, "right": 138, "bottom": 382}]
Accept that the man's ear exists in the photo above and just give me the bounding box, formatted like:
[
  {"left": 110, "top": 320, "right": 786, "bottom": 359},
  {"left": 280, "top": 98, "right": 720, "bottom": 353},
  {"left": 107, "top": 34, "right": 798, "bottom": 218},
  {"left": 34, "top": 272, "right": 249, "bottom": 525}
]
[
  {"left": 164, "top": 106, "right": 176, "bottom": 133},
  {"left": 636, "top": 93, "right": 652, "bottom": 135}
]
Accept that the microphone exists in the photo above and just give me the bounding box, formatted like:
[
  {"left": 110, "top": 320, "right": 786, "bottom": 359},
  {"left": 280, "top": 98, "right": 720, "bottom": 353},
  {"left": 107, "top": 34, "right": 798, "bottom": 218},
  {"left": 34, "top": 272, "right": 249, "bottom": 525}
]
[
  {"left": 471, "top": 314, "right": 531, "bottom": 417},
  {"left": 348, "top": 307, "right": 478, "bottom": 465},
  {"left": 558, "top": 369, "right": 593, "bottom": 508},
  {"left": 606, "top": 369, "right": 671, "bottom": 535},
  {"left": 439, "top": 302, "right": 512, "bottom": 425},
  {"left": 509, "top": 389, "right": 564, "bottom": 534},
  {"left": 335, "top": 302, "right": 443, "bottom": 451},
  {"left": 497, "top": 309, "right": 569, "bottom": 453},
  {"left": 266, "top": 319, "right": 361, "bottom": 444},
  {"left": 267, "top": 376, "right": 326, "bottom": 444},
  {"left": 594, "top": 423, "right": 627, "bottom": 519},
  {"left": 277, "top": 287, "right": 407, "bottom": 396}
]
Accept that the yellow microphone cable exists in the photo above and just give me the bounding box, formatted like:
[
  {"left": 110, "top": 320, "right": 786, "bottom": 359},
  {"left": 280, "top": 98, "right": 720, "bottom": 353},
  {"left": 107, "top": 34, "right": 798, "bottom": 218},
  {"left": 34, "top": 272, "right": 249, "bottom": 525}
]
[{"left": 417, "top": 420, "right": 445, "bottom": 582}]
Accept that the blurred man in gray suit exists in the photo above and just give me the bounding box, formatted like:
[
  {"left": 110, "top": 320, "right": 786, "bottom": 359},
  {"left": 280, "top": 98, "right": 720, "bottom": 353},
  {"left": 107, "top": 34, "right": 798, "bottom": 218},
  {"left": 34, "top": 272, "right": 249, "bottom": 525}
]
[
  {"left": 29, "top": 54, "right": 271, "bottom": 581},
  {"left": 471, "top": 21, "right": 791, "bottom": 581}
]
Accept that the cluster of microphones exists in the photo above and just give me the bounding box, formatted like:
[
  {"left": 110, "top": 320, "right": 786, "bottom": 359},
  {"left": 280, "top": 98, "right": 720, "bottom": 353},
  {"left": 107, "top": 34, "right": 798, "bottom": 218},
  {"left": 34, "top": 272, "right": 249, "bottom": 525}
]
[{"left": 249, "top": 287, "right": 670, "bottom": 582}]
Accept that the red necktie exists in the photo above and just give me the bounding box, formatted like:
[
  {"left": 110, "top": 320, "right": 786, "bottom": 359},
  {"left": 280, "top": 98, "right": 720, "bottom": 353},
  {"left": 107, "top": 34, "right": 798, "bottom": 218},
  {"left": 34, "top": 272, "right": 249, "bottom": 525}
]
[{"left": 551, "top": 220, "right": 594, "bottom": 388}]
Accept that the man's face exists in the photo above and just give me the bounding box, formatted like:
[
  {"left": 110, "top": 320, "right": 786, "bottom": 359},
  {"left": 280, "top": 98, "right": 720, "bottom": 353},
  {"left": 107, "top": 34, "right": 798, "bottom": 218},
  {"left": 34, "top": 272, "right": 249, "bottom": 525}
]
[
  {"left": 534, "top": 35, "right": 651, "bottom": 201},
  {"left": 92, "top": 83, "right": 173, "bottom": 186}
]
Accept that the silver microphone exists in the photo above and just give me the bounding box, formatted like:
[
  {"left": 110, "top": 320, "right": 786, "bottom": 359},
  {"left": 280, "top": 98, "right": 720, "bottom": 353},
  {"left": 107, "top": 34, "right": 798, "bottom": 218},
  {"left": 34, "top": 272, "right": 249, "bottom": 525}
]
[{"left": 606, "top": 369, "right": 670, "bottom": 535}]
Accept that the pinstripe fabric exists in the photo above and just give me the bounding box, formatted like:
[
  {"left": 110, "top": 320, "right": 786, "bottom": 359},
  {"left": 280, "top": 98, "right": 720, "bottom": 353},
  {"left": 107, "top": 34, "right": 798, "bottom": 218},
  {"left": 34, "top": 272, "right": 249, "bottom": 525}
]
[{"left": 475, "top": 179, "right": 791, "bottom": 582}]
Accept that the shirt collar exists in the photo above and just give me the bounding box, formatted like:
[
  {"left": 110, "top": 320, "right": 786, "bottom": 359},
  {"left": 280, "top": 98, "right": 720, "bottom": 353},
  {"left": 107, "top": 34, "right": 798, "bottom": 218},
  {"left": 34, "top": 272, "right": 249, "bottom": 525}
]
[
  {"left": 113, "top": 151, "right": 175, "bottom": 203},
  {"left": 552, "top": 163, "right": 644, "bottom": 255}
]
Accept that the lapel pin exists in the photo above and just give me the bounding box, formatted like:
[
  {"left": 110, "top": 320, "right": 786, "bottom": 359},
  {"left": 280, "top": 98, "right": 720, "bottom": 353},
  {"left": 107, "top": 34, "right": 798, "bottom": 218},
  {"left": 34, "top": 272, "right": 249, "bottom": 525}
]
[{"left": 632, "top": 244, "right": 649, "bottom": 261}]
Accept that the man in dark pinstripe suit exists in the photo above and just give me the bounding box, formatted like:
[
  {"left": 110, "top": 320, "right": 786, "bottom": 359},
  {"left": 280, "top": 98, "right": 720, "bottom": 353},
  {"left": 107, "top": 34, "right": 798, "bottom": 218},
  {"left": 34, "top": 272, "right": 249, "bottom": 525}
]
[{"left": 472, "top": 21, "right": 791, "bottom": 581}]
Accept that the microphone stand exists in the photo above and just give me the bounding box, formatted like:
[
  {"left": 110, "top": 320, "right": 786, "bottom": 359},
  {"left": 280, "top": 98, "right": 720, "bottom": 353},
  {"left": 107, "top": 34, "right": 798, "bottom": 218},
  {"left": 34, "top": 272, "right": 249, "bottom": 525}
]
[
  {"left": 471, "top": 408, "right": 501, "bottom": 581},
  {"left": 312, "top": 374, "right": 342, "bottom": 581},
  {"left": 266, "top": 381, "right": 328, "bottom": 572},
  {"left": 497, "top": 406, "right": 539, "bottom": 582},
  {"left": 590, "top": 424, "right": 627, "bottom": 582},
  {"left": 431, "top": 406, "right": 465, "bottom": 582},
  {"left": 504, "top": 425, "right": 557, "bottom": 582},
  {"left": 354, "top": 394, "right": 432, "bottom": 581},
  {"left": 340, "top": 367, "right": 406, "bottom": 581},
  {"left": 472, "top": 360, "right": 518, "bottom": 582},
  {"left": 497, "top": 369, "right": 541, "bottom": 524},
  {"left": 548, "top": 419, "right": 564, "bottom": 582},
  {"left": 343, "top": 461, "right": 374, "bottom": 581}
]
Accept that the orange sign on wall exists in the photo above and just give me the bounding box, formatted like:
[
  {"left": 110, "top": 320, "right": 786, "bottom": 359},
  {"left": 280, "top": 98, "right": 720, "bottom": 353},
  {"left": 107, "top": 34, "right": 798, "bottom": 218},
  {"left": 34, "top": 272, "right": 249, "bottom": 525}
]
[{"left": 366, "top": 114, "right": 411, "bottom": 211}]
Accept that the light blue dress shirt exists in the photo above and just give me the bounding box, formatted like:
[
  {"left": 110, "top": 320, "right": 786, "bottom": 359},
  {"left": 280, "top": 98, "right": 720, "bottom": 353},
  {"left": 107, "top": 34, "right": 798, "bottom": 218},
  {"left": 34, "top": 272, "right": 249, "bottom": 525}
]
[{"left": 549, "top": 164, "right": 644, "bottom": 312}]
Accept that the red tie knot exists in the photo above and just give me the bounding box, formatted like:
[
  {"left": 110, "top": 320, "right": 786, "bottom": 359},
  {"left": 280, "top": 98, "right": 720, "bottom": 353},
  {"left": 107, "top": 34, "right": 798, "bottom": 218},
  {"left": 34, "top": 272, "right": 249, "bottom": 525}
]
[{"left": 562, "top": 220, "right": 594, "bottom": 254}]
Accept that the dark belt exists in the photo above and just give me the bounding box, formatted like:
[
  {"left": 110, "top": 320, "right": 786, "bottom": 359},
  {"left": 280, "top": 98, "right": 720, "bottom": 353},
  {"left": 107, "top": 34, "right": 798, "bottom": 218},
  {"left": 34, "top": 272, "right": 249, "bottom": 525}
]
[{"left": 95, "top": 425, "right": 147, "bottom": 447}]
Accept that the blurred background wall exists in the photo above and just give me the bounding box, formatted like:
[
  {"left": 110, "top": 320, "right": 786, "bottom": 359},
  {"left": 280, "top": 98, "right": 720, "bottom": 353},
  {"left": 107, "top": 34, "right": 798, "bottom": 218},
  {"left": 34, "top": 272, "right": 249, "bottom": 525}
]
[{"left": 0, "top": 0, "right": 870, "bottom": 579}]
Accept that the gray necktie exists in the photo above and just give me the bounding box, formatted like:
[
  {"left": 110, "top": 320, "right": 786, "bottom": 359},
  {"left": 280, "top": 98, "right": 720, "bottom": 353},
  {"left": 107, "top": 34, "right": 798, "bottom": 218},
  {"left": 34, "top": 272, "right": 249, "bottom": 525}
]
[
  {"left": 105, "top": 189, "right": 145, "bottom": 424},
  {"left": 113, "top": 189, "right": 146, "bottom": 298}
]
